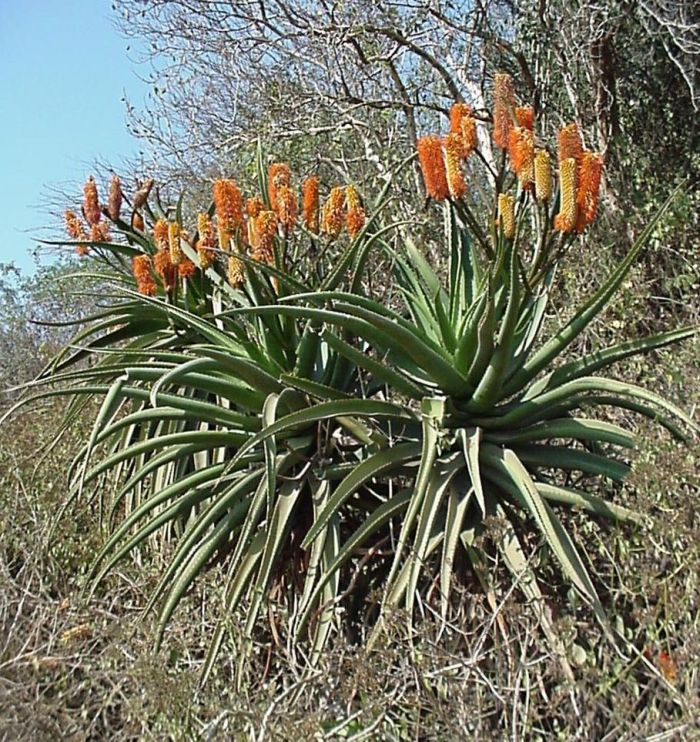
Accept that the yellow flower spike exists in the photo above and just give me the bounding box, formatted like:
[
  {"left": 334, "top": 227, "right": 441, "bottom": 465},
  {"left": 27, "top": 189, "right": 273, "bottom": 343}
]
[
  {"left": 196, "top": 212, "right": 216, "bottom": 270},
  {"left": 498, "top": 193, "right": 516, "bottom": 239},
  {"left": 168, "top": 221, "right": 183, "bottom": 265},
  {"left": 345, "top": 185, "right": 366, "bottom": 237},
  {"left": 534, "top": 150, "right": 552, "bottom": 201},
  {"left": 227, "top": 254, "right": 245, "bottom": 288},
  {"left": 444, "top": 133, "right": 467, "bottom": 199},
  {"left": 554, "top": 157, "right": 578, "bottom": 232}
]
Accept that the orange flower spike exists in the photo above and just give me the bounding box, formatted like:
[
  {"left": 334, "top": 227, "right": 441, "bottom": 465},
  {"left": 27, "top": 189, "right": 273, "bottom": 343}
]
[
  {"left": 302, "top": 176, "right": 320, "bottom": 233},
  {"left": 276, "top": 185, "right": 298, "bottom": 232},
  {"left": 493, "top": 72, "right": 516, "bottom": 149},
  {"left": 168, "top": 221, "right": 183, "bottom": 265},
  {"left": 132, "top": 255, "right": 157, "bottom": 296},
  {"left": 534, "top": 150, "right": 552, "bottom": 201},
  {"left": 267, "top": 163, "right": 291, "bottom": 209},
  {"left": 132, "top": 212, "right": 145, "bottom": 232},
  {"left": 196, "top": 213, "right": 216, "bottom": 270},
  {"left": 178, "top": 258, "right": 196, "bottom": 278},
  {"left": 554, "top": 157, "right": 578, "bottom": 232},
  {"left": 75, "top": 245, "right": 89, "bottom": 258},
  {"left": 107, "top": 175, "right": 123, "bottom": 221},
  {"left": 253, "top": 210, "right": 278, "bottom": 264},
  {"left": 213, "top": 179, "right": 244, "bottom": 233},
  {"left": 153, "top": 219, "right": 169, "bottom": 250},
  {"left": 460, "top": 116, "right": 478, "bottom": 156},
  {"left": 321, "top": 186, "right": 346, "bottom": 238},
  {"left": 345, "top": 185, "right": 366, "bottom": 237},
  {"left": 444, "top": 133, "right": 467, "bottom": 199},
  {"left": 498, "top": 194, "right": 516, "bottom": 239},
  {"left": 558, "top": 123, "right": 583, "bottom": 165},
  {"left": 508, "top": 127, "right": 535, "bottom": 186},
  {"left": 416, "top": 135, "right": 449, "bottom": 201},
  {"left": 83, "top": 176, "right": 101, "bottom": 227},
  {"left": 576, "top": 152, "right": 603, "bottom": 229},
  {"left": 449, "top": 103, "right": 472, "bottom": 156},
  {"left": 90, "top": 223, "right": 110, "bottom": 243},
  {"left": 449, "top": 103, "right": 472, "bottom": 135},
  {"left": 515, "top": 106, "right": 534, "bottom": 132},
  {"left": 64, "top": 210, "right": 85, "bottom": 240},
  {"left": 246, "top": 197, "right": 264, "bottom": 219},
  {"left": 153, "top": 249, "right": 177, "bottom": 290}
]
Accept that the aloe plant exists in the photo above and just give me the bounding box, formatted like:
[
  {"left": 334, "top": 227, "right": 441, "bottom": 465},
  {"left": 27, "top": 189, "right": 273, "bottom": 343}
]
[{"left": 6, "top": 75, "right": 696, "bottom": 685}]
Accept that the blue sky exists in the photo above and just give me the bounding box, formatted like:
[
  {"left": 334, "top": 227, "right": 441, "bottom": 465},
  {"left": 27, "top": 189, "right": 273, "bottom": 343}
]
[{"left": 0, "top": 0, "right": 147, "bottom": 274}]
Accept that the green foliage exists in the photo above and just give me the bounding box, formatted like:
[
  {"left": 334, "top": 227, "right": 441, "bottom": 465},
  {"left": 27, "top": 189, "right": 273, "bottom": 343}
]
[{"left": 6, "top": 132, "right": 697, "bottom": 691}]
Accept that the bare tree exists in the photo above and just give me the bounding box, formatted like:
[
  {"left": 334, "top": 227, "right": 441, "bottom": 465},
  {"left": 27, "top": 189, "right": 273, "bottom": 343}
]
[{"left": 115, "top": 0, "right": 519, "bottom": 192}]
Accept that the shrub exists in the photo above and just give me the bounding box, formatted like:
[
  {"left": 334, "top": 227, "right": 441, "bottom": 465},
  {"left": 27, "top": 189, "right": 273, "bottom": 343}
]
[{"left": 6, "top": 74, "right": 696, "bottom": 686}]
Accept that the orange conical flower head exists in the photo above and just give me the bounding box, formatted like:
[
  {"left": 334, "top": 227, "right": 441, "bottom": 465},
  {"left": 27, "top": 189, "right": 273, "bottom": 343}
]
[
  {"left": 196, "top": 213, "right": 216, "bottom": 270},
  {"left": 417, "top": 135, "right": 449, "bottom": 201},
  {"left": 508, "top": 127, "right": 535, "bottom": 186},
  {"left": 168, "top": 221, "right": 183, "bottom": 265},
  {"left": 267, "top": 163, "right": 291, "bottom": 209},
  {"left": 534, "top": 150, "right": 552, "bottom": 202},
  {"left": 132, "top": 255, "right": 157, "bottom": 296},
  {"left": 554, "top": 157, "right": 578, "bottom": 232},
  {"left": 515, "top": 106, "right": 534, "bottom": 132},
  {"left": 460, "top": 116, "right": 478, "bottom": 157},
  {"left": 90, "top": 222, "right": 110, "bottom": 243},
  {"left": 107, "top": 175, "right": 123, "bottom": 221},
  {"left": 449, "top": 103, "right": 471, "bottom": 157},
  {"left": 558, "top": 123, "right": 583, "bottom": 165},
  {"left": 345, "top": 185, "right": 366, "bottom": 237},
  {"left": 575, "top": 152, "right": 603, "bottom": 232},
  {"left": 83, "top": 176, "right": 101, "bottom": 227},
  {"left": 321, "top": 186, "right": 346, "bottom": 238},
  {"left": 246, "top": 197, "right": 264, "bottom": 219},
  {"left": 493, "top": 73, "right": 515, "bottom": 149},
  {"left": 213, "top": 179, "right": 243, "bottom": 249},
  {"left": 444, "top": 133, "right": 467, "bottom": 199},
  {"left": 227, "top": 254, "right": 245, "bottom": 288},
  {"left": 153, "top": 248, "right": 178, "bottom": 291},
  {"left": 132, "top": 212, "right": 145, "bottom": 232},
  {"left": 253, "top": 210, "right": 278, "bottom": 264},
  {"left": 498, "top": 194, "right": 516, "bottom": 239},
  {"left": 276, "top": 185, "right": 297, "bottom": 232},
  {"left": 178, "top": 258, "right": 196, "bottom": 278},
  {"left": 153, "top": 219, "right": 169, "bottom": 250},
  {"left": 302, "top": 176, "right": 320, "bottom": 233},
  {"left": 64, "top": 210, "right": 85, "bottom": 240}
]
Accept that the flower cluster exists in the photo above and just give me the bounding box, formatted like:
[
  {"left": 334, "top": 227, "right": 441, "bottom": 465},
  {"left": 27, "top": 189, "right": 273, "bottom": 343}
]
[
  {"left": 415, "top": 73, "right": 603, "bottom": 238},
  {"left": 67, "top": 164, "right": 370, "bottom": 295}
]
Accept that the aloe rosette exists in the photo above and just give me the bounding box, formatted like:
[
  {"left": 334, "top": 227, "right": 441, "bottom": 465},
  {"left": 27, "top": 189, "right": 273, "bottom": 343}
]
[{"left": 6, "top": 74, "right": 697, "bottom": 683}]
